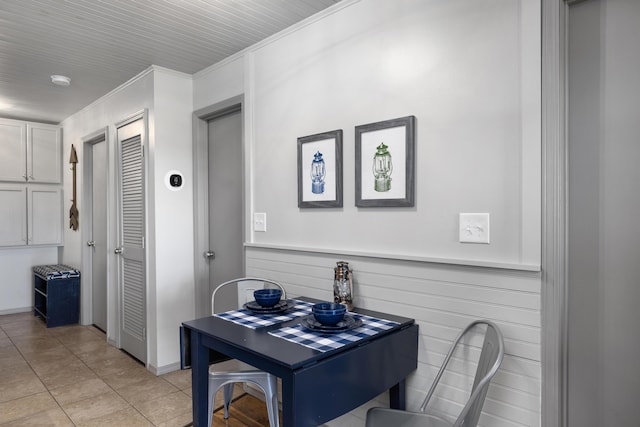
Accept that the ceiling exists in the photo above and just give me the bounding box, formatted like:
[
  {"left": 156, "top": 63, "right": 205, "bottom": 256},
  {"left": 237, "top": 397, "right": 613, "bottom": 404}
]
[{"left": 0, "top": 0, "right": 342, "bottom": 124}]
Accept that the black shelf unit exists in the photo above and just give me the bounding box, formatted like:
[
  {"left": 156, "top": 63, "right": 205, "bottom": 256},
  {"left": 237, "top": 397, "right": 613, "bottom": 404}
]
[{"left": 33, "top": 265, "right": 80, "bottom": 328}]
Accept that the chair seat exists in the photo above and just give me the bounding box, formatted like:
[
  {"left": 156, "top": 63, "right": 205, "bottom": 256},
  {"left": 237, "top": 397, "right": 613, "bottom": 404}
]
[
  {"left": 366, "top": 407, "right": 451, "bottom": 427},
  {"left": 209, "top": 359, "right": 260, "bottom": 374}
]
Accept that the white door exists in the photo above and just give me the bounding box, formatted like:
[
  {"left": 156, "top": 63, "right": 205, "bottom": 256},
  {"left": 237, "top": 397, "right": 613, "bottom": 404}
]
[
  {"left": 116, "top": 116, "right": 146, "bottom": 363},
  {"left": 86, "top": 136, "right": 108, "bottom": 332},
  {"left": 207, "top": 108, "right": 244, "bottom": 310},
  {"left": 567, "top": 1, "right": 640, "bottom": 425}
]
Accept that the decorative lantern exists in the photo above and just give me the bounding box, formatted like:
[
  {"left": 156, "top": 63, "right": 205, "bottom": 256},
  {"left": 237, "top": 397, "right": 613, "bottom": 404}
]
[
  {"left": 372, "top": 142, "right": 392, "bottom": 192},
  {"left": 333, "top": 261, "right": 354, "bottom": 311},
  {"left": 311, "top": 151, "right": 326, "bottom": 194}
]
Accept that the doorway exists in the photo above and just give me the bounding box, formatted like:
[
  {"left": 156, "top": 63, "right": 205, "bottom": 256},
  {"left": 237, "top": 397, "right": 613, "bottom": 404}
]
[
  {"left": 193, "top": 97, "right": 245, "bottom": 317},
  {"left": 83, "top": 129, "right": 108, "bottom": 332}
]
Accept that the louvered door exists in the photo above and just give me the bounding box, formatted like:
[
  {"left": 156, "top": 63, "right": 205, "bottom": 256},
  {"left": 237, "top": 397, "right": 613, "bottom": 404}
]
[{"left": 116, "top": 116, "right": 146, "bottom": 363}]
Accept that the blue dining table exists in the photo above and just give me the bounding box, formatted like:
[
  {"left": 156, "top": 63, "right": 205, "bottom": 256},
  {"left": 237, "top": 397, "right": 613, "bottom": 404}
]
[{"left": 181, "top": 296, "right": 418, "bottom": 427}]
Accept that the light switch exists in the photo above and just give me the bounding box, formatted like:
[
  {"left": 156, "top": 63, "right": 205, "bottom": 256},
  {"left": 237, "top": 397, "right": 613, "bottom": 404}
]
[
  {"left": 254, "top": 212, "right": 267, "bottom": 232},
  {"left": 459, "top": 213, "right": 490, "bottom": 244}
]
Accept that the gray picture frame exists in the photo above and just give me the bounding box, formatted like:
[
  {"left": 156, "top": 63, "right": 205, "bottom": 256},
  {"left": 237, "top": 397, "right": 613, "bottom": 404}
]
[
  {"left": 297, "top": 129, "right": 343, "bottom": 208},
  {"left": 355, "top": 115, "right": 415, "bottom": 207}
]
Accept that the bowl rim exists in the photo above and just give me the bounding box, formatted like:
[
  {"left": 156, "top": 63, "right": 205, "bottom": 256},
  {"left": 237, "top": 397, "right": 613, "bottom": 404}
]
[
  {"left": 254, "top": 288, "right": 282, "bottom": 296},
  {"left": 312, "top": 302, "right": 346, "bottom": 313}
]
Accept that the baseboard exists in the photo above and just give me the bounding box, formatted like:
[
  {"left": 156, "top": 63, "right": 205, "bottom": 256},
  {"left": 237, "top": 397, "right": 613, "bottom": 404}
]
[
  {"left": 150, "top": 361, "right": 182, "bottom": 376},
  {"left": 0, "top": 306, "right": 31, "bottom": 315}
]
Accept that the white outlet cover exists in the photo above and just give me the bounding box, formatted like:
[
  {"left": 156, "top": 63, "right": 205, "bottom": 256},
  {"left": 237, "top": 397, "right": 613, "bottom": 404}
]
[
  {"left": 254, "top": 212, "right": 267, "bottom": 232},
  {"left": 459, "top": 213, "right": 490, "bottom": 244}
]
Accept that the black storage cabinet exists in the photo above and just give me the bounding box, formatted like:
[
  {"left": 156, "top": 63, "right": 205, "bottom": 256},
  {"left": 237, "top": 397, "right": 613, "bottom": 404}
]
[{"left": 33, "top": 264, "right": 80, "bottom": 327}]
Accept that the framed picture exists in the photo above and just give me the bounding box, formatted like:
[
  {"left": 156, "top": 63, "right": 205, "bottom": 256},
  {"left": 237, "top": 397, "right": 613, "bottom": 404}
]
[
  {"left": 355, "top": 115, "right": 416, "bottom": 207},
  {"left": 297, "top": 129, "right": 343, "bottom": 208}
]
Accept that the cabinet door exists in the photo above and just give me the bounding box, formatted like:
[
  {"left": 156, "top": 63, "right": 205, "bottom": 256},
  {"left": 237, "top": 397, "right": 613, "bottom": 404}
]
[
  {"left": 0, "top": 186, "right": 27, "bottom": 246},
  {"left": 27, "top": 123, "right": 62, "bottom": 183},
  {"left": 28, "top": 187, "right": 63, "bottom": 245},
  {"left": 0, "top": 119, "right": 27, "bottom": 182}
]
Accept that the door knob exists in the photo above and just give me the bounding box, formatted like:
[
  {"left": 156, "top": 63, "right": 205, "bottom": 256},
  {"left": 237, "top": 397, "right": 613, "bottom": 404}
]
[
  {"left": 114, "top": 247, "right": 123, "bottom": 254},
  {"left": 204, "top": 250, "right": 216, "bottom": 259},
  {"left": 87, "top": 240, "right": 95, "bottom": 247}
]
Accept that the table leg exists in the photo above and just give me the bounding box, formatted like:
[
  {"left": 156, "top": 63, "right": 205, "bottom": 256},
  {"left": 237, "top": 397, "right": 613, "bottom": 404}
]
[
  {"left": 389, "top": 379, "right": 406, "bottom": 410},
  {"left": 281, "top": 377, "right": 295, "bottom": 427},
  {"left": 191, "top": 332, "right": 209, "bottom": 427}
]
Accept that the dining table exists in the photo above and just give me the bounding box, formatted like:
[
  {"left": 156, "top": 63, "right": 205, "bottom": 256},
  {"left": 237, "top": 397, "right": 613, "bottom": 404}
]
[{"left": 180, "top": 296, "right": 419, "bottom": 427}]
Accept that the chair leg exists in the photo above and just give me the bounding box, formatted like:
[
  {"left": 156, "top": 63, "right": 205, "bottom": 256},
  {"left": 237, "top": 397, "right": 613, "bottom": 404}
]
[
  {"left": 207, "top": 380, "right": 217, "bottom": 427},
  {"left": 264, "top": 375, "right": 280, "bottom": 427},
  {"left": 209, "top": 376, "right": 279, "bottom": 427},
  {"left": 223, "top": 383, "right": 234, "bottom": 419},
  {"left": 249, "top": 375, "right": 279, "bottom": 427}
]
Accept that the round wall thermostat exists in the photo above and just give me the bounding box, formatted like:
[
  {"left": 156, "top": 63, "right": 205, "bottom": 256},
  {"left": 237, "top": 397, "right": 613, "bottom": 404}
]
[{"left": 165, "top": 170, "right": 184, "bottom": 191}]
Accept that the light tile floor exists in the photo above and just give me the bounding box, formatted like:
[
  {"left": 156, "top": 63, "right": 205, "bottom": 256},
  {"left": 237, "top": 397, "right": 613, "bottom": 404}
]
[{"left": 0, "top": 311, "right": 243, "bottom": 426}]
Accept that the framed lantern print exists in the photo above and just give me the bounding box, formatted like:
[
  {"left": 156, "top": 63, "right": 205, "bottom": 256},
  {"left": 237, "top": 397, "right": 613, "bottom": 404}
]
[
  {"left": 355, "top": 115, "right": 416, "bottom": 207},
  {"left": 297, "top": 129, "right": 343, "bottom": 208}
]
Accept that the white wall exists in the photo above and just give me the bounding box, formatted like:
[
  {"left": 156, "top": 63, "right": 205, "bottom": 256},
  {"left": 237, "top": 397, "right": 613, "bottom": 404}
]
[
  {"left": 193, "top": 56, "right": 244, "bottom": 111},
  {"left": 194, "top": 0, "right": 542, "bottom": 425},
  {"left": 59, "top": 67, "right": 195, "bottom": 372},
  {"left": 150, "top": 69, "right": 195, "bottom": 370},
  {"left": 248, "top": 0, "right": 541, "bottom": 269},
  {"left": 0, "top": 247, "right": 58, "bottom": 313}
]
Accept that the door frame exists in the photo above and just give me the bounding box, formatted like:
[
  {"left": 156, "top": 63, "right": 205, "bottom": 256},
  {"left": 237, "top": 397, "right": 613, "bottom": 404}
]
[
  {"left": 81, "top": 127, "right": 109, "bottom": 328},
  {"left": 541, "top": 1, "right": 576, "bottom": 426},
  {"left": 192, "top": 95, "right": 246, "bottom": 318}
]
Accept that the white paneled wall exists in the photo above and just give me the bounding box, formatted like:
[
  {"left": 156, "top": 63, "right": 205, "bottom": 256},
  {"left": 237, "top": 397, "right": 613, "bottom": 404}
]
[{"left": 246, "top": 246, "right": 541, "bottom": 426}]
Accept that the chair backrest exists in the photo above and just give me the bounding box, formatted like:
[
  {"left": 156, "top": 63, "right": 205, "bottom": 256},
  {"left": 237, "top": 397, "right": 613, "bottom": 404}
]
[
  {"left": 420, "top": 320, "right": 504, "bottom": 427},
  {"left": 211, "top": 277, "right": 286, "bottom": 315}
]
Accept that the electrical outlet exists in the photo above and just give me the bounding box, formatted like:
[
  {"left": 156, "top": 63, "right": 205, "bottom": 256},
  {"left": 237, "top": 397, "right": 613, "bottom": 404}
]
[
  {"left": 253, "top": 212, "right": 267, "bottom": 232},
  {"left": 459, "top": 213, "right": 490, "bottom": 244}
]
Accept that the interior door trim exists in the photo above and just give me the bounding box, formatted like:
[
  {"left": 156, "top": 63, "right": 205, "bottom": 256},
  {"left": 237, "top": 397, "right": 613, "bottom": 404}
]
[
  {"left": 192, "top": 95, "right": 245, "bottom": 318},
  {"left": 81, "top": 127, "right": 109, "bottom": 326},
  {"left": 541, "top": 1, "right": 570, "bottom": 426}
]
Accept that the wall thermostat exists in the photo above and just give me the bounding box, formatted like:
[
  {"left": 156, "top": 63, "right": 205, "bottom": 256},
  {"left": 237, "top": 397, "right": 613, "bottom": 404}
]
[
  {"left": 165, "top": 170, "right": 184, "bottom": 191},
  {"left": 170, "top": 174, "right": 182, "bottom": 187}
]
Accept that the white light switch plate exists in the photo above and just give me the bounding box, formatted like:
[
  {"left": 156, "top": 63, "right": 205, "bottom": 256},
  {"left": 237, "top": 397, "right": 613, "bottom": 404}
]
[
  {"left": 459, "top": 213, "right": 490, "bottom": 244},
  {"left": 253, "top": 212, "right": 267, "bottom": 232}
]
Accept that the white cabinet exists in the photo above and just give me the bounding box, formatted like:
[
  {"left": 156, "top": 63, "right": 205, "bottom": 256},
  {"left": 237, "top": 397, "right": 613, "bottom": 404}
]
[
  {"left": 0, "top": 119, "right": 26, "bottom": 182},
  {"left": 0, "top": 186, "right": 63, "bottom": 246},
  {"left": 0, "top": 119, "right": 62, "bottom": 183},
  {"left": 0, "top": 187, "right": 27, "bottom": 246}
]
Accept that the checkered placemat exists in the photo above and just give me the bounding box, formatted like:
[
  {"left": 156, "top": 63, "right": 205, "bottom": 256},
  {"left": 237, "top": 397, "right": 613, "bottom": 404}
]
[
  {"left": 214, "top": 299, "right": 314, "bottom": 329},
  {"left": 268, "top": 313, "right": 399, "bottom": 353}
]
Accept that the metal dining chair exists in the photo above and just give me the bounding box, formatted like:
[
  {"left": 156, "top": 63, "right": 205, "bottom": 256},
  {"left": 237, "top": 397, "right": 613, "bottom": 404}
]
[
  {"left": 366, "top": 320, "right": 504, "bottom": 427},
  {"left": 207, "top": 277, "right": 286, "bottom": 427}
]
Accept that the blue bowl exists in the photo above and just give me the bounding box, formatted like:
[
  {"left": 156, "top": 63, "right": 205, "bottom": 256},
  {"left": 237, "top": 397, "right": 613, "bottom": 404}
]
[
  {"left": 253, "top": 289, "right": 282, "bottom": 307},
  {"left": 312, "top": 302, "right": 346, "bottom": 326}
]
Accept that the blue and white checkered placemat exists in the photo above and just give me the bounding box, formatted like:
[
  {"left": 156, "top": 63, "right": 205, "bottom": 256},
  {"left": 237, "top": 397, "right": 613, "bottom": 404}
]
[
  {"left": 214, "top": 299, "right": 314, "bottom": 329},
  {"left": 268, "top": 313, "right": 399, "bottom": 353}
]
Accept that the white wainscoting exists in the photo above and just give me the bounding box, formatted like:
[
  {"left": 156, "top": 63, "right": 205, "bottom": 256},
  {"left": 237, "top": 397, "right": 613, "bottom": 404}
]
[{"left": 246, "top": 246, "right": 541, "bottom": 427}]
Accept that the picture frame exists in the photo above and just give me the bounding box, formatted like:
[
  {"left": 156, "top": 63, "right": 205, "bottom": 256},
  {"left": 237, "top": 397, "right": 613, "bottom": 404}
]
[
  {"left": 297, "top": 129, "right": 343, "bottom": 208},
  {"left": 355, "top": 115, "right": 416, "bottom": 207}
]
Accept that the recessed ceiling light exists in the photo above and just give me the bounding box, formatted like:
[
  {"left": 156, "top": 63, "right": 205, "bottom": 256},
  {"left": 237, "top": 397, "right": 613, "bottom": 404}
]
[{"left": 50, "top": 75, "right": 71, "bottom": 86}]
